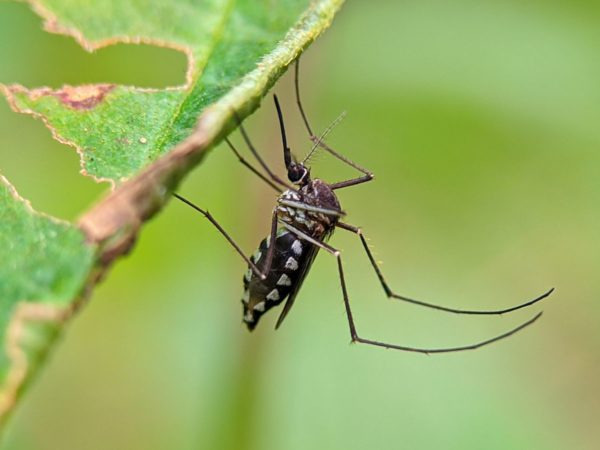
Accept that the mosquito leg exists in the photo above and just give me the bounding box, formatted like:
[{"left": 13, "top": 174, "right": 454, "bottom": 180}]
[
  {"left": 293, "top": 59, "right": 375, "bottom": 190},
  {"left": 294, "top": 58, "right": 315, "bottom": 137},
  {"left": 312, "top": 139, "right": 374, "bottom": 190},
  {"left": 310, "top": 138, "right": 373, "bottom": 177},
  {"left": 173, "top": 193, "right": 279, "bottom": 280},
  {"left": 279, "top": 221, "right": 339, "bottom": 255},
  {"left": 328, "top": 174, "right": 374, "bottom": 190},
  {"left": 232, "top": 112, "right": 294, "bottom": 190},
  {"left": 224, "top": 137, "right": 281, "bottom": 193},
  {"left": 336, "top": 221, "right": 554, "bottom": 315},
  {"left": 261, "top": 210, "right": 279, "bottom": 278},
  {"left": 281, "top": 221, "right": 544, "bottom": 354},
  {"left": 277, "top": 199, "right": 346, "bottom": 218}
]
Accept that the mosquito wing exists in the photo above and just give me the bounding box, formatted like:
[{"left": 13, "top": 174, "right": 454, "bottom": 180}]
[{"left": 274, "top": 242, "right": 320, "bottom": 329}]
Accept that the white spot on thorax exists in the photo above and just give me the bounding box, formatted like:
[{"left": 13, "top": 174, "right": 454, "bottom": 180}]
[
  {"left": 244, "top": 268, "right": 253, "bottom": 282},
  {"left": 253, "top": 301, "right": 266, "bottom": 312},
  {"left": 294, "top": 214, "right": 316, "bottom": 230},
  {"left": 244, "top": 311, "right": 254, "bottom": 322},
  {"left": 282, "top": 190, "right": 300, "bottom": 201},
  {"left": 242, "top": 290, "right": 250, "bottom": 304}
]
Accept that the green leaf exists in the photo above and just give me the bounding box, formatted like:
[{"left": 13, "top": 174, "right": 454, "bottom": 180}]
[
  {"left": 0, "top": 0, "right": 344, "bottom": 427},
  {"left": 2, "top": 0, "right": 342, "bottom": 183},
  {"left": 0, "top": 175, "right": 95, "bottom": 424}
]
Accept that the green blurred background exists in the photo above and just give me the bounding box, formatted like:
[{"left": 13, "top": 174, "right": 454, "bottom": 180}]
[{"left": 1, "top": 1, "right": 599, "bottom": 449}]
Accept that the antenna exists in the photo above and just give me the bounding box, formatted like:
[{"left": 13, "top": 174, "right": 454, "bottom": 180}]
[{"left": 301, "top": 111, "right": 347, "bottom": 165}]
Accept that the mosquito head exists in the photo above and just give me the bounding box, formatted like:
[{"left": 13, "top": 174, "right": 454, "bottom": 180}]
[{"left": 287, "top": 162, "right": 310, "bottom": 185}]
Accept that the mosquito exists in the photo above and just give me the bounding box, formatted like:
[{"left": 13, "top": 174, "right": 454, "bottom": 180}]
[{"left": 173, "top": 59, "right": 553, "bottom": 354}]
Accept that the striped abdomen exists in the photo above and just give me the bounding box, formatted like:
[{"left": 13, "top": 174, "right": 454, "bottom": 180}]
[{"left": 242, "top": 228, "right": 310, "bottom": 330}]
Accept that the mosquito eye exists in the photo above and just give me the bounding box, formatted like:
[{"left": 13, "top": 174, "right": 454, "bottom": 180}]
[{"left": 288, "top": 165, "right": 305, "bottom": 183}]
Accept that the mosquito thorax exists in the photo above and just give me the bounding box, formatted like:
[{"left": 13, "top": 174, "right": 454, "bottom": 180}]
[
  {"left": 276, "top": 179, "right": 342, "bottom": 234},
  {"left": 301, "top": 179, "right": 341, "bottom": 213}
]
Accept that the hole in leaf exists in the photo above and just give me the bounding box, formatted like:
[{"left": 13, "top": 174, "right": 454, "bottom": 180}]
[
  {"left": 0, "top": 3, "right": 187, "bottom": 89},
  {"left": 0, "top": 99, "right": 106, "bottom": 221},
  {"left": 0, "top": 2, "right": 188, "bottom": 219}
]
